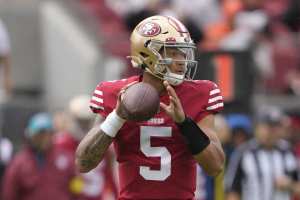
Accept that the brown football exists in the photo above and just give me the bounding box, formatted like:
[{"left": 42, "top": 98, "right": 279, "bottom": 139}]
[{"left": 120, "top": 82, "right": 160, "bottom": 121}]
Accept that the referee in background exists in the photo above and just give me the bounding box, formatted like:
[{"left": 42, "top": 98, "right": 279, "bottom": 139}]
[{"left": 225, "top": 107, "right": 300, "bottom": 200}]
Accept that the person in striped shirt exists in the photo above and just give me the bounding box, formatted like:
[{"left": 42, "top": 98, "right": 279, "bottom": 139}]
[{"left": 225, "top": 108, "right": 300, "bottom": 200}]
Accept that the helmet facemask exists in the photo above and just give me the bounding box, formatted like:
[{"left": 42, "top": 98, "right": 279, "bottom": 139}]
[{"left": 145, "top": 40, "right": 198, "bottom": 85}]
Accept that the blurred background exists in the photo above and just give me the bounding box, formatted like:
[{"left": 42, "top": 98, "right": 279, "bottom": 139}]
[{"left": 0, "top": 0, "right": 300, "bottom": 200}]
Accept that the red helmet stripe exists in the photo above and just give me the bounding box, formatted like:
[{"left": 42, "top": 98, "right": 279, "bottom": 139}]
[{"left": 167, "top": 16, "right": 188, "bottom": 36}]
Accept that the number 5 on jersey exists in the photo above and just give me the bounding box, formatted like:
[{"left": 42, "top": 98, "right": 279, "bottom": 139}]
[{"left": 139, "top": 126, "right": 172, "bottom": 181}]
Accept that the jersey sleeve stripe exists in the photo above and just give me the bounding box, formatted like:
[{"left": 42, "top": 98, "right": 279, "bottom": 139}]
[
  {"left": 90, "top": 99, "right": 103, "bottom": 106},
  {"left": 94, "top": 89, "right": 103, "bottom": 96},
  {"left": 90, "top": 102, "right": 104, "bottom": 110},
  {"left": 208, "top": 96, "right": 223, "bottom": 103},
  {"left": 207, "top": 102, "right": 224, "bottom": 111},
  {"left": 92, "top": 96, "right": 103, "bottom": 103},
  {"left": 209, "top": 89, "right": 220, "bottom": 96}
]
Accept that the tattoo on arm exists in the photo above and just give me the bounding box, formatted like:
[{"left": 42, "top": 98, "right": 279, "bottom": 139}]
[{"left": 75, "top": 115, "right": 114, "bottom": 172}]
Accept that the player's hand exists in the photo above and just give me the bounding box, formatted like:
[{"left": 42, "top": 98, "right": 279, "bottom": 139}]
[
  {"left": 115, "top": 81, "right": 138, "bottom": 119},
  {"left": 160, "top": 81, "right": 185, "bottom": 123},
  {"left": 275, "top": 176, "right": 292, "bottom": 191}
]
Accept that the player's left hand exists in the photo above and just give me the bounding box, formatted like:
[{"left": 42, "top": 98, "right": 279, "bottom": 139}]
[{"left": 160, "top": 81, "right": 185, "bottom": 123}]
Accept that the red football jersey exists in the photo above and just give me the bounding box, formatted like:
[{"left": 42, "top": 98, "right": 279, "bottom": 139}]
[{"left": 90, "top": 76, "right": 223, "bottom": 200}]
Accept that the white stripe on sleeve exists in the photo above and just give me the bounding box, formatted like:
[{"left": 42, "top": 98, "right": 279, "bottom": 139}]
[
  {"left": 208, "top": 96, "right": 223, "bottom": 103},
  {"left": 206, "top": 102, "right": 224, "bottom": 110},
  {"left": 92, "top": 96, "right": 103, "bottom": 103},
  {"left": 94, "top": 90, "right": 103, "bottom": 96},
  {"left": 209, "top": 89, "right": 220, "bottom": 95}
]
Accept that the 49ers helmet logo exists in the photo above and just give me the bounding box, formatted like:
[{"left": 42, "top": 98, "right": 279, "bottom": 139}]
[{"left": 138, "top": 22, "right": 161, "bottom": 37}]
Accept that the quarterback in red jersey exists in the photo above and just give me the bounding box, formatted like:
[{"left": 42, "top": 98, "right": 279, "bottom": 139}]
[{"left": 76, "top": 15, "right": 225, "bottom": 200}]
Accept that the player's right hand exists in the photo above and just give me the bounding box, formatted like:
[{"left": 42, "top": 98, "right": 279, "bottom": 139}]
[{"left": 115, "top": 81, "right": 138, "bottom": 119}]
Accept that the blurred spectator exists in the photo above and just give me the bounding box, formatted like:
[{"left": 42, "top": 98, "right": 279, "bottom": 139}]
[
  {"left": 196, "top": 167, "right": 223, "bottom": 200},
  {"left": 200, "top": 0, "right": 240, "bottom": 50},
  {"left": 172, "top": 0, "right": 222, "bottom": 29},
  {"left": 262, "top": 23, "right": 300, "bottom": 93},
  {"left": 256, "top": 106, "right": 290, "bottom": 139},
  {"left": 0, "top": 17, "right": 12, "bottom": 101},
  {"left": 264, "top": 0, "right": 291, "bottom": 23},
  {"left": 253, "top": 0, "right": 300, "bottom": 94},
  {"left": 2, "top": 113, "right": 77, "bottom": 200},
  {"left": 201, "top": 0, "right": 270, "bottom": 54},
  {"left": 227, "top": 114, "right": 252, "bottom": 145},
  {"left": 0, "top": 137, "right": 13, "bottom": 174},
  {"left": 0, "top": 136, "right": 13, "bottom": 191},
  {"left": 225, "top": 108, "right": 300, "bottom": 200},
  {"left": 53, "top": 111, "right": 73, "bottom": 134},
  {"left": 0, "top": 18, "right": 13, "bottom": 192},
  {"left": 68, "top": 95, "right": 96, "bottom": 140},
  {"left": 219, "top": 0, "right": 268, "bottom": 50},
  {"left": 282, "top": 0, "right": 300, "bottom": 32},
  {"left": 285, "top": 67, "right": 300, "bottom": 95},
  {"left": 104, "top": 0, "right": 152, "bottom": 19},
  {"left": 290, "top": 115, "right": 300, "bottom": 157},
  {"left": 54, "top": 95, "right": 118, "bottom": 200},
  {"left": 290, "top": 115, "right": 300, "bottom": 200},
  {"left": 226, "top": 114, "right": 252, "bottom": 159}
]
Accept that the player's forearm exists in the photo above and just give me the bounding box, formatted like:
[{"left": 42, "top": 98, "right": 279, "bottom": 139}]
[
  {"left": 176, "top": 116, "right": 225, "bottom": 176},
  {"left": 194, "top": 137, "right": 225, "bottom": 176},
  {"left": 75, "top": 127, "right": 113, "bottom": 173},
  {"left": 76, "top": 110, "right": 125, "bottom": 173}
]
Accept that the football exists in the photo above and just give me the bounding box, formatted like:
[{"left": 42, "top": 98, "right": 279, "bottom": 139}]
[{"left": 120, "top": 82, "right": 160, "bottom": 121}]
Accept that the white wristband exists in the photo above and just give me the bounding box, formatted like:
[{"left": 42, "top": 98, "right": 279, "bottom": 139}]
[{"left": 100, "top": 110, "right": 126, "bottom": 138}]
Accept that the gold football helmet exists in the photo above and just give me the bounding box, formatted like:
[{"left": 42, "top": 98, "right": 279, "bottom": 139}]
[{"left": 129, "top": 15, "right": 197, "bottom": 85}]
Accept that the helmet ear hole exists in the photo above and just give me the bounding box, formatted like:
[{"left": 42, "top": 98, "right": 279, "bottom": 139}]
[
  {"left": 139, "top": 52, "right": 148, "bottom": 58},
  {"left": 144, "top": 40, "right": 151, "bottom": 47}
]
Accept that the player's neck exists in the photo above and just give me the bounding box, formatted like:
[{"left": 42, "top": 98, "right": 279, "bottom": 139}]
[{"left": 142, "top": 72, "right": 166, "bottom": 95}]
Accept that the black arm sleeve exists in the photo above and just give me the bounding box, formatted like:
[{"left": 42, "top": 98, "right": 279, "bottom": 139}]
[{"left": 176, "top": 117, "right": 210, "bottom": 155}]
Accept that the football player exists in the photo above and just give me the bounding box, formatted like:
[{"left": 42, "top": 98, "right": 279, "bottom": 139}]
[{"left": 76, "top": 15, "right": 225, "bottom": 200}]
